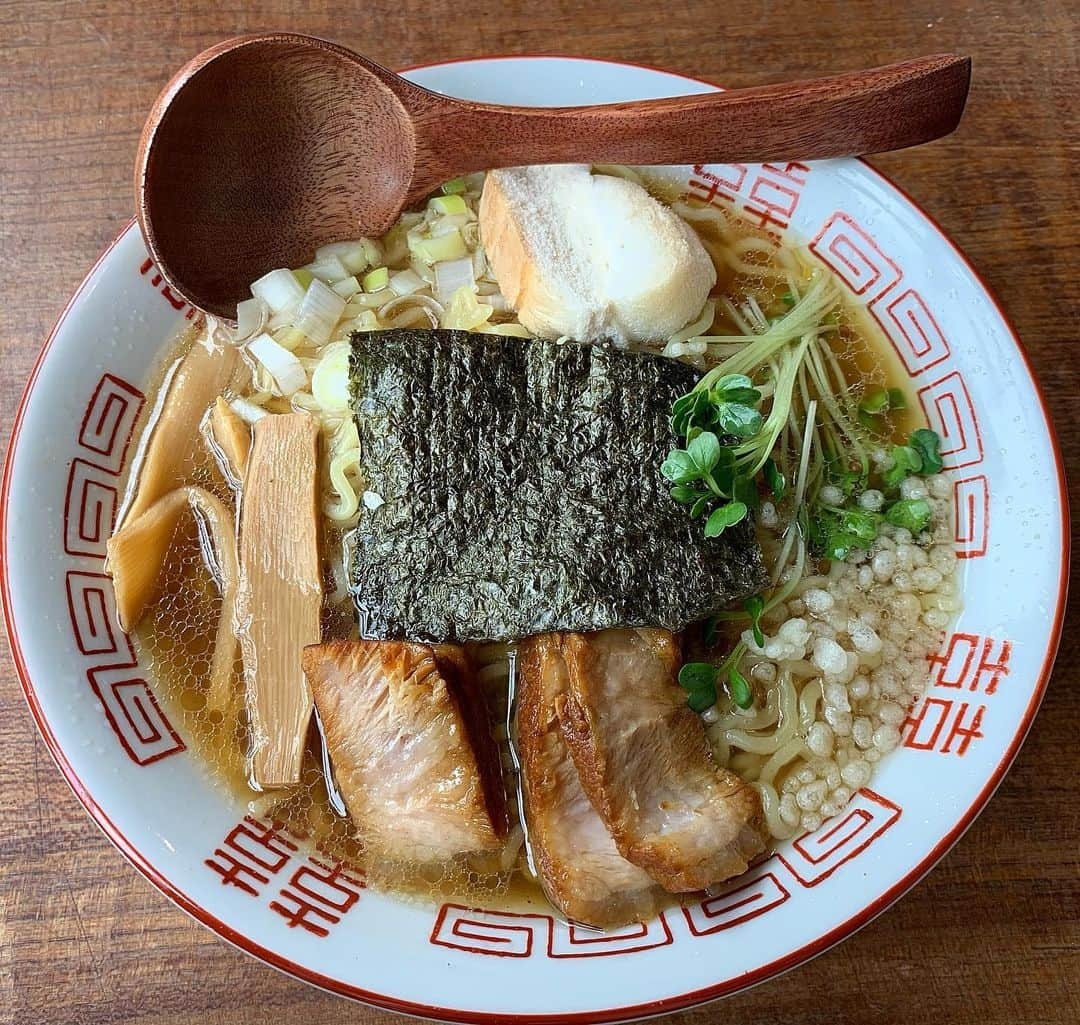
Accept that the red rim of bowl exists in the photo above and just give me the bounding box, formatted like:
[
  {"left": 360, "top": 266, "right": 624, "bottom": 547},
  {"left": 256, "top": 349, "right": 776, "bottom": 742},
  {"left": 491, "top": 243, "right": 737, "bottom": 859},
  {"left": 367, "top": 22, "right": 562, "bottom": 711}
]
[{"left": 1, "top": 54, "right": 1070, "bottom": 1025}]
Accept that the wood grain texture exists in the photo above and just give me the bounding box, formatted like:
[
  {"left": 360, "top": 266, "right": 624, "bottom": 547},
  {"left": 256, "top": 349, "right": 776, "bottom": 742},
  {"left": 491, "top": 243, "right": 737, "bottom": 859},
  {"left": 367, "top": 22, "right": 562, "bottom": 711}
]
[
  {"left": 0, "top": 1, "right": 1077, "bottom": 1023},
  {"left": 138, "top": 37, "right": 969, "bottom": 316}
]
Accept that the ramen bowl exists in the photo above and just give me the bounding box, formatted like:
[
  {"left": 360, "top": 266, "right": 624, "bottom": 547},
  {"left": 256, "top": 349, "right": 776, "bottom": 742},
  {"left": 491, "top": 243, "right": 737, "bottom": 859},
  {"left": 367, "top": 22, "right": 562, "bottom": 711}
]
[{"left": 2, "top": 56, "right": 1067, "bottom": 1022}]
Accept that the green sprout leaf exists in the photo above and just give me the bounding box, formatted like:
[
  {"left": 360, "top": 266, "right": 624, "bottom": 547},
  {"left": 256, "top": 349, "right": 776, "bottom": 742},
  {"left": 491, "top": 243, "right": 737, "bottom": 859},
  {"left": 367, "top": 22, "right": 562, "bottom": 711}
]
[
  {"left": 661, "top": 449, "right": 700, "bottom": 485},
  {"left": 678, "top": 662, "right": 718, "bottom": 712},
  {"left": 732, "top": 474, "right": 759, "bottom": 509},
  {"left": 764, "top": 457, "right": 786, "bottom": 501},
  {"left": 669, "top": 484, "right": 703, "bottom": 505},
  {"left": 744, "top": 595, "right": 765, "bottom": 647},
  {"left": 679, "top": 662, "right": 718, "bottom": 692},
  {"left": 823, "top": 531, "right": 859, "bottom": 561},
  {"left": 688, "top": 431, "right": 722, "bottom": 476},
  {"left": 728, "top": 666, "right": 754, "bottom": 709},
  {"left": 671, "top": 390, "right": 712, "bottom": 437},
  {"left": 714, "top": 402, "right": 763, "bottom": 438},
  {"left": 859, "top": 387, "right": 891, "bottom": 415},
  {"left": 690, "top": 494, "right": 712, "bottom": 519},
  {"left": 839, "top": 508, "right": 880, "bottom": 545},
  {"left": 888, "top": 387, "right": 908, "bottom": 411},
  {"left": 704, "top": 501, "right": 748, "bottom": 538},
  {"left": 713, "top": 374, "right": 762, "bottom": 407}
]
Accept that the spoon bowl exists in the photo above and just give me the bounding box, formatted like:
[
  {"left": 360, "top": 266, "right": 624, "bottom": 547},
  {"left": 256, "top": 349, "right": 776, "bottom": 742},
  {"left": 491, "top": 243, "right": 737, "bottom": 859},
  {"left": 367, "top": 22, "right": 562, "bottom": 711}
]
[
  {"left": 137, "top": 34, "right": 971, "bottom": 317},
  {"left": 137, "top": 36, "right": 417, "bottom": 315}
]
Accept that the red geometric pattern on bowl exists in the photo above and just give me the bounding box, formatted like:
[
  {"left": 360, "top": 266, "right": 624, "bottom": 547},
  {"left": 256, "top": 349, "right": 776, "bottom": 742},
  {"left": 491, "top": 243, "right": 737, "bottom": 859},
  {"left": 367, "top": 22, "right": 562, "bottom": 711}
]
[
  {"left": 902, "top": 630, "right": 1014, "bottom": 757},
  {"left": 201, "top": 814, "right": 366, "bottom": 939},
  {"left": 953, "top": 475, "right": 990, "bottom": 557},
  {"left": 776, "top": 788, "right": 901, "bottom": 887},
  {"left": 64, "top": 458, "right": 120, "bottom": 559},
  {"left": 918, "top": 371, "right": 985, "bottom": 470},
  {"left": 428, "top": 787, "right": 901, "bottom": 958},
  {"left": 61, "top": 371, "right": 185, "bottom": 766},
  {"left": 687, "top": 161, "right": 810, "bottom": 236},
  {"left": 139, "top": 256, "right": 198, "bottom": 321},
  {"left": 809, "top": 212, "right": 902, "bottom": 300},
  {"left": 86, "top": 662, "right": 186, "bottom": 766},
  {"left": 78, "top": 373, "right": 145, "bottom": 472},
  {"left": 680, "top": 863, "right": 790, "bottom": 936},
  {"left": 429, "top": 904, "right": 673, "bottom": 959},
  {"left": 65, "top": 570, "right": 134, "bottom": 659},
  {"left": 874, "top": 288, "right": 951, "bottom": 377}
]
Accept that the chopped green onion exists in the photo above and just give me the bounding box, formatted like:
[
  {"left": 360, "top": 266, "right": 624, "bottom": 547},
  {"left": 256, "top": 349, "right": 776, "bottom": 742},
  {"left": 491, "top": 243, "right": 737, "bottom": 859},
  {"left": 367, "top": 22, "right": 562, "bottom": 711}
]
[
  {"left": 410, "top": 227, "right": 467, "bottom": 264},
  {"left": 310, "top": 342, "right": 351, "bottom": 412},
  {"left": 885, "top": 498, "right": 932, "bottom": 532},
  {"left": 302, "top": 254, "right": 349, "bottom": 283},
  {"left": 293, "top": 278, "right": 346, "bottom": 346},
  {"left": 315, "top": 240, "right": 371, "bottom": 275},
  {"left": 433, "top": 256, "right": 477, "bottom": 303},
  {"left": 429, "top": 194, "right": 468, "bottom": 216},
  {"left": 910, "top": 428, "right": 944, "bottom": 475},
  {"left": 330, "top": 275, "right": 361, "bottom": 299},
  {"left": 388, "top": 269, "right": 425, "bottom": 297},
  {"left": 362, "top": 267, "right": 390, "bottom": 293},
  {"left": 251, "top": 268, "right": 305, "bottom": 313},
  {"left": 883, "top": 445, "right": 922, "bottom": 488},
  {"left": 248, "top": 332, "right": 307, "bottom": 396},
  {"left": 440, "top": 177, "right": 467, "bottom": 195},
  {"left": 292, "top": 268, "right": 315, "bottom": 290},
  {"left": 272, "top": 326, "right": 307, "bottom": 352}
]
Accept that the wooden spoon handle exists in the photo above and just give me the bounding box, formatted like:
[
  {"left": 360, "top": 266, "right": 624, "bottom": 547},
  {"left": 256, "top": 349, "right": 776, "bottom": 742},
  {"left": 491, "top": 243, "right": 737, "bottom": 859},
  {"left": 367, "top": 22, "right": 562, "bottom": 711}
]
[{"left": 411, "top": 54, "right": 970, "bottom": 191}]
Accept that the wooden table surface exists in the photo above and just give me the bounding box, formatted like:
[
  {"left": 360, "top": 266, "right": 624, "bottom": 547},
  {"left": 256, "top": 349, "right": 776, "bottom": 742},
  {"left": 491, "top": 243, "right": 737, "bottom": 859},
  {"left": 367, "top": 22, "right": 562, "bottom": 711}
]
[{"left": 1, "top": 2, "right": 1077, "bottom": 1023}]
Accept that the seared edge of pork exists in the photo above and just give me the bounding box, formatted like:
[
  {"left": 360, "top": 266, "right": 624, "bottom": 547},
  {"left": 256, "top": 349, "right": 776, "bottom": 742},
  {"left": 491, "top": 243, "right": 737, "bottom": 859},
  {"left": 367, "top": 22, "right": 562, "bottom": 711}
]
[
  {"left": 559, "top": 629, "right": 767, "bottom": 892},
  {"left": 517, "top": 635, "right": 666, "bottom": 928},
  {"left": 432, "top": 644, "right": 510, "bottom": 839}
]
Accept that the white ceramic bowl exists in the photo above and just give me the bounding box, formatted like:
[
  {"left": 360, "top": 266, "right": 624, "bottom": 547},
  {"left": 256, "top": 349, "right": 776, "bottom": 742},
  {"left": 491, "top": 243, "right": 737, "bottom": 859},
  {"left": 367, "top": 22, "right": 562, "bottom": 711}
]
[{"left": 2, "top": 56, "right": 1068, "bottom": 1023}]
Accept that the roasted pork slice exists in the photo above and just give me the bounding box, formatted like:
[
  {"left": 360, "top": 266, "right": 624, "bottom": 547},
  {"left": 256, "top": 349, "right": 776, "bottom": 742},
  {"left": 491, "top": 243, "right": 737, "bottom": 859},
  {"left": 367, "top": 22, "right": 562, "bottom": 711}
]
[
  {"left": 517, "top": 635, "right": 664, "bottom": 928},
  {"left": 302, "top": 640, "right": 508, "bottom": 866},
  {"left": 559, "top": 629, "right": 766, "bottom": 892}
]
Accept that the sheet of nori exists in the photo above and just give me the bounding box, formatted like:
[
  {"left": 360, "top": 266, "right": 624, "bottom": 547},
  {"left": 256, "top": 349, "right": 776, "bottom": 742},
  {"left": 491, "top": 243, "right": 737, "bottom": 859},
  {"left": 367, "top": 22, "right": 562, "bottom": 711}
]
[{"left": 349, "top": 330, "right": 767, "bottom": 642}]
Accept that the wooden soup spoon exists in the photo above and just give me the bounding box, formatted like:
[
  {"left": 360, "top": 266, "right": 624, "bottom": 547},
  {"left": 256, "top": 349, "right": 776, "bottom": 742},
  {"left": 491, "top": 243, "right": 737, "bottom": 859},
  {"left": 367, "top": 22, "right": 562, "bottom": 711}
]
[{"left": 136, "top": 35, "right": 970, "bottom": 317}]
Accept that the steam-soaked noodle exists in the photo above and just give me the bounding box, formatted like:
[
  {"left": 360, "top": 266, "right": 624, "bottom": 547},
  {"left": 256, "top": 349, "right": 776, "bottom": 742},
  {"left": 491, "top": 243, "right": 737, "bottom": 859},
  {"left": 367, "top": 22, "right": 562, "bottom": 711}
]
[{"left": 125, "top": 165, "right": 960, "bottom": 913}]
